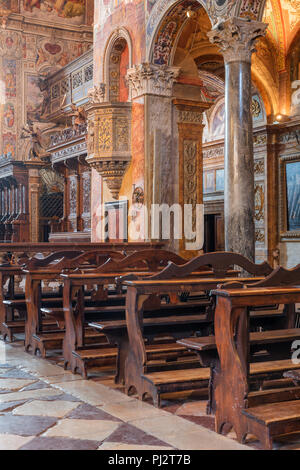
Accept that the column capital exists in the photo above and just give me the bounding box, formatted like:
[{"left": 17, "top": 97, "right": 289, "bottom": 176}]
[
  {"left": 207, "top": 17, "right": 267, "bottom": 64},
  {"left": 126, "top": 63, "right": 180, "bottom": 99}
]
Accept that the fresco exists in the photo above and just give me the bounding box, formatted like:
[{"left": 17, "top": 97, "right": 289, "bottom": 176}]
[
  {"left": 26, "top": 75, "right": 44, "bottom": 121},
  {"left": 3, "top": 103, "right": 15, "bottom": 128},
  {"left": 21, "top": 0, "right": 86, "bottom": 25},
  {"left": 3, "top": 59, "right": 16, "bottom": 99},
  {"left": 2, "top": 132, "right": 16, "bottom": 157},
  {"left": 210, "top": 99, "right": 225, "bottom": 139}
]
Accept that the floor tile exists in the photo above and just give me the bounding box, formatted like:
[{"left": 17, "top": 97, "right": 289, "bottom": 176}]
[
  {"left": 102, "top": 399, "right": 169, "bottom": 422},
  {"left": 0, "top": 413, "right": 57, "bottom": 436},
  {"left": 66, "top": 403, "right": 121, "bottom": 421},
  {"left": 0, "top": 434, "right": 34, "bottom": 450},
  {"left": 12, "top": 400, "right": 81, "bottom": 418},
  {"left": 19, "top": 436, "right": 100, "bottom": 451},
  {"left": 43, "top": 418, "right": 120, "bottom": 441},
  {"left": 0, "top": 387, "right": 64, "bottom": 403},
  {"left": 0, "top": 378, "right": 37, "bottom": 391},
  {"left": 130, "top": 415, "right": 250, "bottom": 450},
  {"left": 106, "top": 422, "right": 174, "bottom": 447},
  {"left": 51, "top": 380, "right": 133, "bottom": 406},
  {"left": 98, "top": 442, "right": 174, "bottom": 450}
]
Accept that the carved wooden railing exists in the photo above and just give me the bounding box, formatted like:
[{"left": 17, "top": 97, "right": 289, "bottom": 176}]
[{"left": 147, "top": 251, "right": 273, "bottom": 280}]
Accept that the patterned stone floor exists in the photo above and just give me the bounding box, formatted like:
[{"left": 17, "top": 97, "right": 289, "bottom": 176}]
[{"left": 1, "top": 336, "right": 300, "bottom": 450}]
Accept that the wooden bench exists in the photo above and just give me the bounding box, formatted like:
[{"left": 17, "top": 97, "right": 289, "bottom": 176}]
[
  {"left": 177, "top": 328, "right": 300, "bottom": 412},
  {"left": 209, "top": 276, "right": 300, "bottom": 450},
  {"left": 89, "top": 308, "right": 210, "bottom": 382},
  {"left": 121, "top": 252, "right": 272, "bottom": 404},
  {"left": 60, "top": 249, "right": 210, "bottom": 377},
  {"left": 141, "top": 359, "right": 300, "bottom": 408},
  {"left": 23, "top": 249, "right": 128, "bottom": 356}
]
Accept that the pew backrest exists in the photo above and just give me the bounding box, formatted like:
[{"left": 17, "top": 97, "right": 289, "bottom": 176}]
[{"left": 147, "top": 251, "right": 273, "bottom": 280}]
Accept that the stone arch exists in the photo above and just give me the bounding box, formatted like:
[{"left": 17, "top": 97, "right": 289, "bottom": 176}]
[
  {"left": 146, "top": 0, "right": 267, "bottom": 65},
  {"left": 102, "top": 27, "right": 133, "bottom": 102},
  {"left": 147, "top": 0, "right": 212, "bottom": 66}
]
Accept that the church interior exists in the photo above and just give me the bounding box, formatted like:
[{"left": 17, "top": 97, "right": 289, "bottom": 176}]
[{"left": 0, "top": 0, "right": 299, "bottom": 451}]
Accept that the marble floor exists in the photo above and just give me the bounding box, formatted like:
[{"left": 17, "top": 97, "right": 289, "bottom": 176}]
[{"left": 1, "top": 337, "right": 300, "bottom": 451}]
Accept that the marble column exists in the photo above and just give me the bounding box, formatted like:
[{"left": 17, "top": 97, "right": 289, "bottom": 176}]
[{"left": 208, "top": 18, "right": 267, "bottom": 260}]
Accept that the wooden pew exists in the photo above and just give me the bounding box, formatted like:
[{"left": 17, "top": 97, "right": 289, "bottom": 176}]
[
  {"left": 22, "top": 250, "right": 128, "bottom": 357},
  {"left": 0, "top": 250, "right": 85, "bottom": 341},
  {"left": 208, "top": 281, "right": 300, "bottom": 450},
  {"left": 115, "top": 252, "right": 279, "bottom": 406},
  {"left": 60, "top": 249, "right": 197, "bottom": 378}
]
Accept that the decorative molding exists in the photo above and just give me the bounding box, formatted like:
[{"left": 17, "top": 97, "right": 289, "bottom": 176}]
[
  {"left": 126, "top": 63, "right": 180, "bottom": 99},
  {"left": 207, "top": 17, "right": 267, "bottom": 64},
  {"left": 203, "top": 146, "right": 224, "bottom": 159},
  {"left": 178, "top": 110, "right": 203, "bottom": 124},
  {"left": 88, "top": 160, "right": 129, "bottom": 200}
]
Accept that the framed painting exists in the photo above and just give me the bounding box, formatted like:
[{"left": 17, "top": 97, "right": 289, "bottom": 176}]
[{"left": 279, "top": 155, "right": 300, "bottom": 238}]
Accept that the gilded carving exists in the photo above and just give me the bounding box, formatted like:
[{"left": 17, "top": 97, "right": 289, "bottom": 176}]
[
  {"left": 85, "top": 103, "right": 132, "bottom": 199},
  {"left": 184, "top": 140, "right": 198, "bottom": 208},
  {"left": 255, "top": 228, "right": 265, "bottom": 243},
  {"left": 253, "top": 134, "right": 267, "bottom": 146},
  {"left": 254, "top": 183, "right": 264, "bottom": 221},
  {"left": 98, "top": 117, "right": 112, "bottom": 152},
  {"left": 254, "top": 159, "right": 265, "bottom": 175}
]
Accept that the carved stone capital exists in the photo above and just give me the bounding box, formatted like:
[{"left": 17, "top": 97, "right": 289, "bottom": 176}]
[
  {"left": 87, "top": 84, "right": 106, "bottom": 104},
  {"left": 126, "top": 63, "right": 180, "bottom": 99},
  {"left": 207, "top": 17, "right": 267, "bottom": 64}
]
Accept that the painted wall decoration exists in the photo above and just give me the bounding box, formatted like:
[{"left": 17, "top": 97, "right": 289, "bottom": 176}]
[
  {"left": 286, "top": 160, "right": 300, "bottom": 231},
  {"left": 3, "top": 59, "right": 16, "bottom": 99},
  {"left": 152, "top": 0, "right": 201, "bottom": 65},
  {"left": 210, "top": 99, "right": 225, "bottom": 139},
  {"left": 3, "top": 103, "right": 15, "bottom": 128},
  {"left": 2, "top": 132, "right": 16, "bottom": 157},
  {"left": 21, "top": 0, "right": 86, "bottom": 25},
  {"left": 251, "top": 93, "right": 264, "bottom": 123},
  {"left": 209, "top": 93, "right": 265, "bottom": 140},
  {"left": 26, "top": 75, "right": 45, "bottom": 121}
]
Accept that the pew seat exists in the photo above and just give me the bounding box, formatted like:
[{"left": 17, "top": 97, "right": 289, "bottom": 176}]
[
  {"left": 178, "top": 329, "right": 300, "bottom": 352},
  {"left": 31, "top": 328, "right": 104, "bottom": 358},
  {"left": 139, "top": 359, "right": 300, "bottom": 408},
  {"left": 241, "top": 399, "right": 300, "bottom": 449},
  {"left": 69, "top": 341, "right": 198, "bottom": 379}
]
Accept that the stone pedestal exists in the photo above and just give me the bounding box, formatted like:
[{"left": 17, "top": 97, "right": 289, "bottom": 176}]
[{"left": 208, "top": 17, "right": 267, "bottom": 260}]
